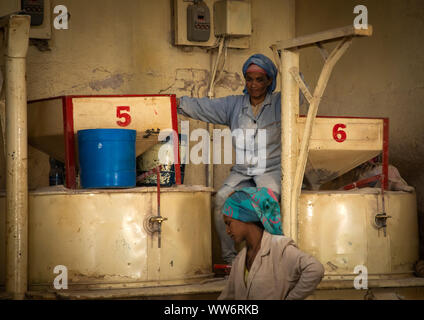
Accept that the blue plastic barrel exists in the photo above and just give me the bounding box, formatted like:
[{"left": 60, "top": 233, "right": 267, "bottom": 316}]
[{"left": 78, "top": 129, "right": 136, "bottom": 188}]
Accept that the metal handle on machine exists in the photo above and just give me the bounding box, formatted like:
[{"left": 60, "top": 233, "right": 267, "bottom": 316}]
[
  {"left": 374, "top": 213, "right": 391, "bottom": 236},
  {"left": 149, "top": 216, "right": 168, "bottom": 224},
  {"left": 156, "top": 166, "right": 162, "bottom": 248},
  {"left": 145, "top": 214, "right": 168, "bottom": 243},
  {"left": 140, "top": 166, "right": 167, "bottom": 248},
  {"left": 374, "top": 174, "right": 392, "bottom": 236},
  {"left": 149, "top": 215, "right": 168, "bottom": 248}
]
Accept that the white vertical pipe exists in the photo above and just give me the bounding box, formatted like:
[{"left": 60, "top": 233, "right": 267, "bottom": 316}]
[
  {"left": 281, "top": 49, "right": 299, "bottom": 238},
  {"left": 5, "top": 15, "right": 30, "bottom": 300}
]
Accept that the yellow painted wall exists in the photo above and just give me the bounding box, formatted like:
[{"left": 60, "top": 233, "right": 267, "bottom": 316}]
[
  {"left": 296, "top": 0, "right": 424, "bottom": 258},
  {"left": 0, "top": 0, "right": 294, "bottom": 264},
  {"left": 0, "top": 0, "right": 294, "bottom": 190}
]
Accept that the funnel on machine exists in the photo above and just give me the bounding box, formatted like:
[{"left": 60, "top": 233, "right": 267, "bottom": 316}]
[{"left": 27, "top": 95, "right": 181, "bottom": 188}]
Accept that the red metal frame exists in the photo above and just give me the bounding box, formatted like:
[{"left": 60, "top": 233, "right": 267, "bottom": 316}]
[
  {"left": 299, "top": 115, "right": 389, "bottom": 120},
  {"left": 213, "top": 264, "right": 232, "bottom": 275},
  {"left": 62, "top": 96, "right": 76, "bottom": 189},
  {"left": 56, "top": 94, "right": 180, "bottom": 189},
  {"left": 170, "top": 95, "right": 181, "bottom": 185},
  {"left": 29, "top": 94, "right": 178, "bottom": 103},
  {"left": 343, "top": 174, "right": 381, "bottom": 191},
  {"left": 382, "top": 118, "right": 389, "bottom": 190}
]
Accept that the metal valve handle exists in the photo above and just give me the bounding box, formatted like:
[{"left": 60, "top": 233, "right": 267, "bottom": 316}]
[
  {"left": 374, "top": 212, "right": 392, "bottom": 237},
  {"left": 149, "top": 216, "right": 168, "bottom": 224},
  {"left": 144, "top": 215, "right": 168, "bottom": 234}
]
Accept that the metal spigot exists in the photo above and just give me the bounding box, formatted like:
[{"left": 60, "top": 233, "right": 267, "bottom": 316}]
[
  {"left": 374, "top": 212, "right": 392, "bottom": 236},
  {"left": 142, "top": 166, "right": 166, "bottom": 248},
  {"left": 149, "top": 216, "right": 168, "bottom": 225},
  {"left": 375, "top": 176, "right": 391, "bottom": 237},
  {"left": 145, "top": 215, "right": 168, "bottom": 233},
  {"left": 144, "top": 215, "right": 168, "bottom": 248}
]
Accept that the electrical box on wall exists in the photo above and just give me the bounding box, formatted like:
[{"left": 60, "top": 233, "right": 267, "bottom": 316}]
[
  {"left": 0, "top": 0, "right": 51, "bottom": 39},
  {"left": 172, "top": 0, "right": 250, "bottom": 49},
  {"left": 187, "top": 1, "right": 211, "bottom": 42},
  {"left": 22, "top": 0, "right": 45, "bottom": 26},
  {"left": 214, "top": 0, "right": 251, "bottom": 36}
]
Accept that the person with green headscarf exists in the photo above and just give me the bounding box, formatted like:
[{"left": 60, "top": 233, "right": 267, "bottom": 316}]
[{"left": 218, "top": 187, "right": 324, "bottom": 300}]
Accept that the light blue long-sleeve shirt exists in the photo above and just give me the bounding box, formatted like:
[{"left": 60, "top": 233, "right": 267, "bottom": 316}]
[{"left": 178, "top": 92, "right": 282, "bottom": 191}]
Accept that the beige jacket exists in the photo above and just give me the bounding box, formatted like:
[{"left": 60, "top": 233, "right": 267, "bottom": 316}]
[{"left": 218, "top": 232, "right": 325, "bottom": 300}]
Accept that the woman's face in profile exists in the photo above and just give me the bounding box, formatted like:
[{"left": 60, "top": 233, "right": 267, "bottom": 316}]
[
  {"left": 245, "top": 72, "right": 272, "bottom": 101},
  {"left": 223, "top": 215, "right": 248, "bottom": 245}
]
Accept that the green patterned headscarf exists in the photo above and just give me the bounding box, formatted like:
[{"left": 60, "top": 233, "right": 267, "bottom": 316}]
[{"left": 222, "top": 187, "right": 283, "bottom": 235}]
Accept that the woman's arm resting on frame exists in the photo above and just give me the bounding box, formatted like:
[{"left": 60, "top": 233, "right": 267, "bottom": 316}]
[{"left": 177, "top": 96, "right": 235, "bottom": 126}]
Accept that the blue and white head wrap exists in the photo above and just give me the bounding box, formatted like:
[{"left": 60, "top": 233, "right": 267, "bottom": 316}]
[{"left": 242, "top": 53, "right": 278, "bottom": 94}]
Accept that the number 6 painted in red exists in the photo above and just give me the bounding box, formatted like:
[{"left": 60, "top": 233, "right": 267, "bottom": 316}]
[
  {"left": 333, "top": 123, "right": 347, "bottom": 142},
  {"left": 116, "top": 106, "right": 131, "bottom": 127}
]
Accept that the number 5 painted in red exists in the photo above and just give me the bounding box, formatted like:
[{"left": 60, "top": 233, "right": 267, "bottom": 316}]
[{"left": 116, "top": 106, "right": 131, "bottom": 127}]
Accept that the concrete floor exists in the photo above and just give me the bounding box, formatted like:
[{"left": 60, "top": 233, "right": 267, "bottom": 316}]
[{"left": 2, "top": 276, "right": 424, "bottom": 300}]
